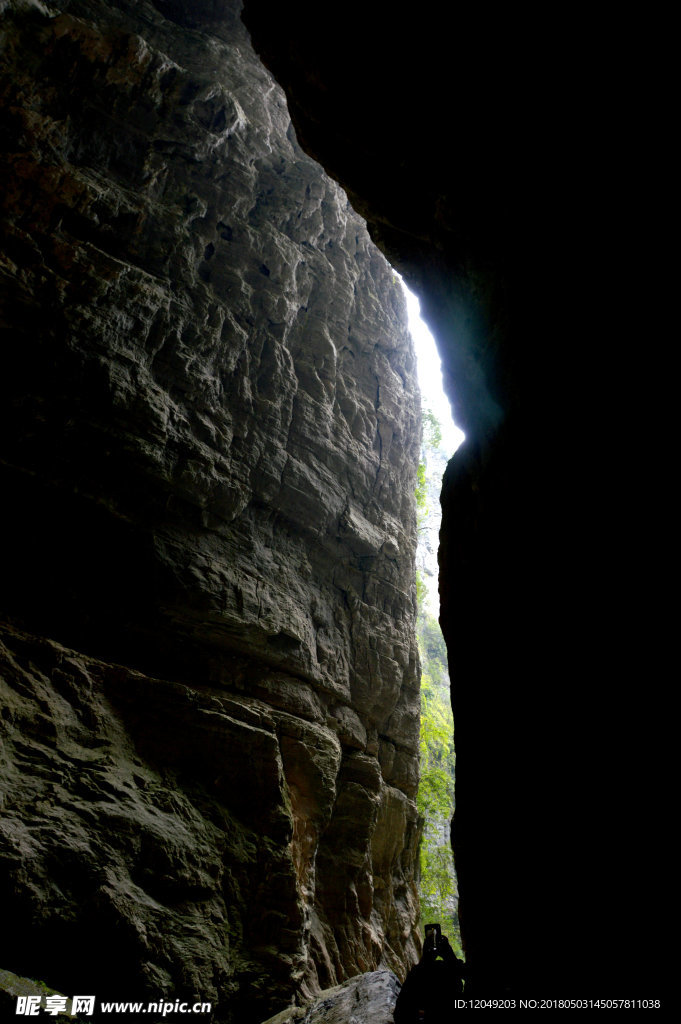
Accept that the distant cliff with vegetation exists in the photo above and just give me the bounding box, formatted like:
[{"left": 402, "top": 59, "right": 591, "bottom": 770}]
[{"left": 414, "top": 412, "right": 461, "bottom": 952}]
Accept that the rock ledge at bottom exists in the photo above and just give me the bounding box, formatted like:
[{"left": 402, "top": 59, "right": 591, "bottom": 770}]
[{"left": 261, "top": 969, "right": 400, "bottom": 1024}]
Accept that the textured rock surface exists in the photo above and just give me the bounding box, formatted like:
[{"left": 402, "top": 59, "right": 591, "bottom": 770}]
[
  {"left": 0, "top": 969, "right": 86, "bottom": 1022},
  {"left": 260, "top": 970, "right": 400, "bottom": 1024},
  {"left": 0, "top": 1, "right": 422, "bottom": 1020}
]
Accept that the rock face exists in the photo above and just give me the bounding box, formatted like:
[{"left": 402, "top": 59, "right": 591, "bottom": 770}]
[
  {"left": 0, "top": 1, "right": 422, "bottom": 1020},
  {"left": 261, "top": 970, "right": 400, "bottom": 1024}
]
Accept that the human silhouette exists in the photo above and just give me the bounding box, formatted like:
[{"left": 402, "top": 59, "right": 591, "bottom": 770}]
[{"left": 394, "top": 926, "right": 465, "bottom": 1022}]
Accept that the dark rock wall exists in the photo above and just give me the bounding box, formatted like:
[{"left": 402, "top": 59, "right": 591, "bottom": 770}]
[
  {"left": 242, "top": 0, "right": 668, "bottom": 1000},
  {"left": 0, "top": 1, "right": 422, "bottom": 1019}
]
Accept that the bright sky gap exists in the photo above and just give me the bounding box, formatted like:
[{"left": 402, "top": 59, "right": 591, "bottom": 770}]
[
  {"left": 397, "top": 275, "right": 465, "bottom": 613},
  {"left": 399, "top": 279, "right": 465, "bottom": 458}
]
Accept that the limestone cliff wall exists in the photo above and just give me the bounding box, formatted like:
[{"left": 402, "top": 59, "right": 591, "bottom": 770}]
[{"left": 0, "top": 1, "right": 422, "bottom": 1019}]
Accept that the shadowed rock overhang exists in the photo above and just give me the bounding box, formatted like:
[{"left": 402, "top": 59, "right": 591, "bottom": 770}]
[{"left": 242, "top": 0, "right": 669, "bottom": 1000}]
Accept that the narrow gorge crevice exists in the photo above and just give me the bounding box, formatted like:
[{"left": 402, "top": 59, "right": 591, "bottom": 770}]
[
  {"left": 242, "top": 0, "right": 668, "bottom": 1003},
  {"left": 1, "top": 0, "right": 669, "bottom": 1016}
]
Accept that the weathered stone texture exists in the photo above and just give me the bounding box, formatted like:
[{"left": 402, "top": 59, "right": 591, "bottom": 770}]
[
  {"left": 261, "top": 969, "right": 400, "bottom": 1024},
  {"left": 0, "top": 1, "right": 422, "bottom": 1019}
]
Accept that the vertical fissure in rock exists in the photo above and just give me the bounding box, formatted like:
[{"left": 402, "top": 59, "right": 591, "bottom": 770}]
[{"left": 400, "top": 277, "right": 465, "bottom": 957}]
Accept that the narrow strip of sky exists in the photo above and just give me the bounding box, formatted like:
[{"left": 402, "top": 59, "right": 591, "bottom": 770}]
[{"left": 400, "top": 280, "right": 465, "bottom": 456}]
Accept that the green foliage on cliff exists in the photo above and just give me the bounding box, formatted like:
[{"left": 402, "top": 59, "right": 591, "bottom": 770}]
[
  {"left": 415, "top": 460, "right": 428, "bottom": 525},
  {"left": 422, "top": 409, "right": 442, "bottom": 451},
  {"left": 417, "top": 612, "right": 460, "bottom": 952},
  {"left": 415, "top": 409, "right": 443, "bottom": 532},
  {"left": 415, "top": 407, "right": 462, "bottom": 953}
]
